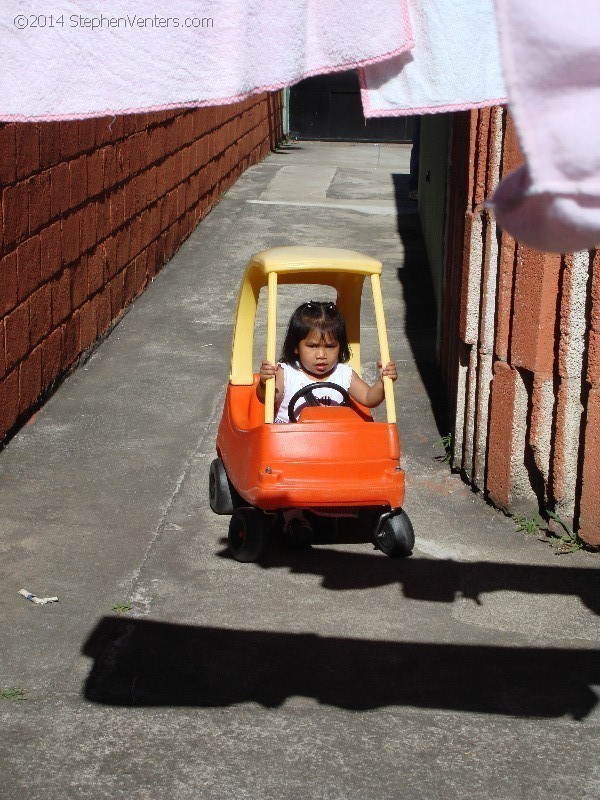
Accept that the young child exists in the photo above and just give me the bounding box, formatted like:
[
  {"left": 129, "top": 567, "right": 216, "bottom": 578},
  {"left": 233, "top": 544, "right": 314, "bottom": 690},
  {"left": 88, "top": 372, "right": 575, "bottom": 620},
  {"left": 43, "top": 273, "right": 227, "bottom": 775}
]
[{"left": 257, "top": 300, "right": 397, "bottom": 423}]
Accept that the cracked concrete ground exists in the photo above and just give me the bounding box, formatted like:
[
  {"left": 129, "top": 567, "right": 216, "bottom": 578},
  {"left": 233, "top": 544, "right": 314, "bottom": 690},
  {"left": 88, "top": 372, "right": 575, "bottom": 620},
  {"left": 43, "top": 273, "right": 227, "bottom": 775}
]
[{"left": 1, "top": 142, "right": 599, "bottom": 800}]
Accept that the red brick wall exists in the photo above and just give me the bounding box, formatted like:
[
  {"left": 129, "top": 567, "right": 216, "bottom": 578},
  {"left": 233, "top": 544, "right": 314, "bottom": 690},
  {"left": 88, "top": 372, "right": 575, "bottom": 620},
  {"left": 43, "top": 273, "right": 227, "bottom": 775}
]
[
  {"left": 443, "top": 108, "right": 599, "bottom": 547},
  {"left": 0, "top": 93, "right": 283, "bottom": 444}
]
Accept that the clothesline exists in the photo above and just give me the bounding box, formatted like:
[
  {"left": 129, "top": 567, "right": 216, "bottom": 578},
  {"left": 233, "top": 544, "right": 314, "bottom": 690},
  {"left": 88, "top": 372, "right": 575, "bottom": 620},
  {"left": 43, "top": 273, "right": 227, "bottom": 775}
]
[{"left": 1, "top": 0, "right": 598, "bottom": 253}]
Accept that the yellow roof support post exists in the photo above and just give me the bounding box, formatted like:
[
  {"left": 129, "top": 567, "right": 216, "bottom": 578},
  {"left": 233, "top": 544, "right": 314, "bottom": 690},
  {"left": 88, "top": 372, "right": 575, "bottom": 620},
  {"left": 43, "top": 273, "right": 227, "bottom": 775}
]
[
  {"left": 370, "top": 273, "right": 396, "bottom": 424},
  {"left": 264, "top": 271, "right": 278, "bottom": 424}
]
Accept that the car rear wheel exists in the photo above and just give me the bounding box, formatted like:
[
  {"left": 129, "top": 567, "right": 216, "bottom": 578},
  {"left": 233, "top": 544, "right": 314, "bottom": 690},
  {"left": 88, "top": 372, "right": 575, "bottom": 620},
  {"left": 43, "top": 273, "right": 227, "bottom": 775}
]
[
  {"left": 375, "top": 510, "right": 415, "bottom": 558},
  {"left": 209, "top": 458, "right": 240, "bottom": 515},
  {"left": 228, "top": 507, "right": 266, "bottom": 562}
]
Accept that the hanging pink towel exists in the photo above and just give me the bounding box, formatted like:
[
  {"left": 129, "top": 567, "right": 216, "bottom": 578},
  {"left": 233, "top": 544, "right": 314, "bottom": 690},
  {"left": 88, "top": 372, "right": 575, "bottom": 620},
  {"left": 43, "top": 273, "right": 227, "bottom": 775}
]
[
  {"left": 0, "top": 0, "right": 412, "bottom": 121},
  {"left": 488, "top": 0, "right": 600, "bottom": 253},
  {"left": 358, "top": 0, "right": 506, "bottom": 116}
]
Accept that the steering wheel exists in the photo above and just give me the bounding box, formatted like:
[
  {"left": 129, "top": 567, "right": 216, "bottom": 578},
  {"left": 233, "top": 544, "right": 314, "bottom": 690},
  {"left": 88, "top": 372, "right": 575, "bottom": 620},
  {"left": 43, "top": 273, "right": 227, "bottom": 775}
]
[{"left": 287, "top": 381, "right": 351, "bottom": 423}]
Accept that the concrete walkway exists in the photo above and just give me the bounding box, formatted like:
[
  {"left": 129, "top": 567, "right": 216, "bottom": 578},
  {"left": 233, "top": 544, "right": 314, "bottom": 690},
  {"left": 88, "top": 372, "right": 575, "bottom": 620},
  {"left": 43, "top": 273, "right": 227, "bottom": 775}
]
[{"left": 1, "top": 142, "right": 599, "bottom": 800}]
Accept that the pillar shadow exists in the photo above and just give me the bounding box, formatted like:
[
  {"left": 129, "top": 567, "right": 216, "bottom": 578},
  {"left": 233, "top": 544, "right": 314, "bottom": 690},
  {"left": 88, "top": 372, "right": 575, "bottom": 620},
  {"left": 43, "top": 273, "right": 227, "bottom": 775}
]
[
  {"left": 392, "top": 174, "right": 448, "bottom": 435},
  {"left": 244, "top": 540, "right": 600, "bottom": 615},
  {"left": 83, "top": 618, "right": 600, "bottom": 720}
]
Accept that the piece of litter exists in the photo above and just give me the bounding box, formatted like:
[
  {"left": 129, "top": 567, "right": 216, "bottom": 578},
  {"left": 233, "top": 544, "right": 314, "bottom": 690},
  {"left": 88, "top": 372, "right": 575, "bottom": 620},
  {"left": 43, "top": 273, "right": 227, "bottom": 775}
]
[{"left": 19, "top": 589, "right": 59, "bottom": 605}]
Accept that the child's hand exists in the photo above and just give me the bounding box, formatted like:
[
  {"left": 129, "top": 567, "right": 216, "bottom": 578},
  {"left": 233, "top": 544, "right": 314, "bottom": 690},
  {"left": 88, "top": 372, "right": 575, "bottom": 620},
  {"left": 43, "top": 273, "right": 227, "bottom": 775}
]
[
  {"left": 378, "top": 360, "right": 398, "bottom": 382},
  {"left": 259, "top": 360, "right": 278, "bottom": 386}
]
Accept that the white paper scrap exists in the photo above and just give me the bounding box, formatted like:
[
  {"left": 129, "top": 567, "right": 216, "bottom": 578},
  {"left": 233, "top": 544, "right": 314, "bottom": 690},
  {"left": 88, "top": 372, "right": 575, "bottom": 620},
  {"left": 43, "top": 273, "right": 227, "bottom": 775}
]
[{"left": 19, "top": 589, "right": 59, "bottom": 605}]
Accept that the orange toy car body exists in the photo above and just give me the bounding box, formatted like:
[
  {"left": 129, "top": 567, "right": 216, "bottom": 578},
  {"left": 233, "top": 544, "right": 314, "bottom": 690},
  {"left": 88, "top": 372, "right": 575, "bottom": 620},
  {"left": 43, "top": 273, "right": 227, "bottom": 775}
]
[{"left": 210, "top": 246, "right": 414, "bottom": 561}]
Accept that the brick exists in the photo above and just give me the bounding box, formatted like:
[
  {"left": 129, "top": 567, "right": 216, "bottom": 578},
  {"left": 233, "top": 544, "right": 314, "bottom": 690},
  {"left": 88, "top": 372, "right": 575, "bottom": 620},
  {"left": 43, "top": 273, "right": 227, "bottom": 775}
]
[
  {"left": 102, "top": 145, "right": 118, "bottom": 191},
  {"left": 60, "top": 121, "right": 81, "bottom": 160},
  {"left": 0, "top": 320, "right": 5, "bottom": 380},
  {"left": 95, "top": 196, "right": 111, "bottom": 241},
  {"left": 109, "top": 187, "right": 125, "bottom": 229},
  {"left": 38, "top": 122, "right": 62, "bottom": 169},
  {"left": 103, "top": 236, "right": 118, "bottom": 278},
  {"left": 96, "top": 286, "right": 111, "bottom": 335},
  {"left": 79, "top": 299, "right": 97, "bottom": 350},
  {"left": 71, "top": 255, "right": 89, "bottom": 308},
  {"left": 87, "top": 149, "right": 104, "bottom": 197},
  {"left": 29, "top": 283, "right": 52, "bottom": 347},
  {"left": 486, "top": 361, "right": 517, "bottom": 509},
  {"left": 149, "top": 125, "right": 165, "bottom": 163},
  {"left": 15, "top": 124, "right": 40, "bottom": 180},
  {"left": 61, "top": 212, "right": 81, "bottom": 265},
  {"left": 176, "top": 184, "right": 186, "bottom": 217},
  {"left": 115, "top": 226, "right": 130, "bottom": 270},
  {"left": 69, "top": 155, "right": 88, "bottom": 208},
  {"left": 95, "top": 116, "right": 119, "bottom": 147},
  {"left": 62, "top": 310, "right": 80, "bottom": 368},
  {"left": 127, "top": 132, "right": 147, "bottom": 175},
  {"left": 50, "top": 161, "right": 71, "bottom": 217},
  {"left": 134, "top": 250, "right": 148, "bottom": 294},
  {"left": 87, "top": 246, "right": 104, "bottom": 295},
  {"left": 108, "top": 272, "right": 124, "bottom": 317},
  {"left": 0, "top": 124, "right": 17, "bottom": 185},
  {"left": 123, "top": 180, "right": 137, "bottom": 221},
  {"left": 494, "top": 230, "right": 517, "bottom": 362},
  {"left": 41, "top": 327, "right": 62, "bottom": 388},
  {"left": 123, "top": 262, "right": 136, "bottom": 305},
  {"left": 130, "top": 216, "right": 142, "bottom": 259},
  {"left": 138, "top": 208, "right": 151, "bottom": 251},
  {"left": 2, "top": 182, "right": 29, "bottom": 246},
  {"left": 39, "top": 221, "right": 62, "bottom": 281},
  {"left": 146, "top": 242, "right": 159, "bottom": 280},
  {"left": 28, "top": 170, "right": 52, "bottom": 233},
  {"left": 79, "top": 202, "right": 97, "bottom": 252},
  {"left": 78, "top": 119, "right": 96, "bottom": 152},
  {"left": 18, "top": 346, "right": 42, "bottom": 414},
  {"left": 122, "top": 114, "right": 137, "bottom": 138},
  {"left": 0, "top": 368, "right": 19, "bottom": 440},
  {"left": 51, "top": 268, "right": 71, "bottom": 325},
  {"left": 510, "top": 246, "right": 562, "bottom": 377},
  {"left": 587, "top": 250, "right": 600, "bottom": 387},
  {"left": 580, "top": 388, "right": 600, "bottom": 546},
  {"left": 5, "top": 300, "right": 29, "bottom": 370},
  {"left": 155, "top": 162, "right": 168, "bottom": 199},
  {"left": 16, "top": 235, "right": 41, "bottom": 301},
  {"left": 0, "top": 251, "right": 18, "bottom": 315},
  {"left": 115, "top": 141, "right": 130, "bottom": 183},
  {"left": 135, "top": 172, "right": 148, "bottom": 214}
]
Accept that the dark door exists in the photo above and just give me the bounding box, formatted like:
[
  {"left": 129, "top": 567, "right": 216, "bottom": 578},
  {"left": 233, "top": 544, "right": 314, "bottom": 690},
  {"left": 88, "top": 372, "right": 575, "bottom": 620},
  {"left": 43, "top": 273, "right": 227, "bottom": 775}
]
[{"left": 289, "top": 70, "right": 414, "bottom": 142}]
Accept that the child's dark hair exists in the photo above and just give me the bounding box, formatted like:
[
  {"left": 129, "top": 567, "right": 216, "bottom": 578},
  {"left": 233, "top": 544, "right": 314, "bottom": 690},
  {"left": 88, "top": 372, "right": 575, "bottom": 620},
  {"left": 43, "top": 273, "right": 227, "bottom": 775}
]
[{"left": 280, "top": 301, "right": 351, "bottom": 364}]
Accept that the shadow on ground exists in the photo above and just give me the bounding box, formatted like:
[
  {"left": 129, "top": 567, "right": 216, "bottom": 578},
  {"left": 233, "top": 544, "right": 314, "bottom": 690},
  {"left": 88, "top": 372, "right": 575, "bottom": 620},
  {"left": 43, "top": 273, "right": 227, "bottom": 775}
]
[
  {"left": 247, "top": 544, "right": 600, "bottom": 614},
  {"left": 392, "top": 173, "right": 448, "bottom": 435},
  {"left": 83, "top": 617, "right": 600, "bottom": 719}
]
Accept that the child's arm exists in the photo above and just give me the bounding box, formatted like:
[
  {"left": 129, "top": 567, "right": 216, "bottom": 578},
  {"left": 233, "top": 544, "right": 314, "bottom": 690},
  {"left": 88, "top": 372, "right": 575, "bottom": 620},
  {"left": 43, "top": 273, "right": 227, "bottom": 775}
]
[
  {"left": 257, "top": 360, "right": 284, "bottom": 403},
  {"left": 348, "top": 361, "right": 397, "bottom": 408}
]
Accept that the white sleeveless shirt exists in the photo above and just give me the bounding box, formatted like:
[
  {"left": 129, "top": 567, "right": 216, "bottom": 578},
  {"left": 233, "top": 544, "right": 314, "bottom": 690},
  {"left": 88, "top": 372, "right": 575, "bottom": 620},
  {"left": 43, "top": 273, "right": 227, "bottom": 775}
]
[{"left": 275, "top": 361, "right": 353, "bottom": 424}]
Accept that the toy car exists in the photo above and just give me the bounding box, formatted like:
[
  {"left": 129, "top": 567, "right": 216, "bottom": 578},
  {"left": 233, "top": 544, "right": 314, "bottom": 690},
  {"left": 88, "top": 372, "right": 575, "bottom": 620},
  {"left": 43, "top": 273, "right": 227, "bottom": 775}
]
[{"left": 209, "top": 246, "right": 414, "bottom": 561}]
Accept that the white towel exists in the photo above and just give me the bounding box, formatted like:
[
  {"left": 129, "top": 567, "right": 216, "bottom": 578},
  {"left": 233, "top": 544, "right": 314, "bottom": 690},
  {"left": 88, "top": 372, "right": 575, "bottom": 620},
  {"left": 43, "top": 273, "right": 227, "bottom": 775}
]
[
  {"left": 358, "top": 0, "right": 506, "bottom": 116},
  {"left": 0, "top": 0, "right": 412, "bottom": 121},
  {"left": 488, "top": 0, "right": 600, "bottom": 253}
]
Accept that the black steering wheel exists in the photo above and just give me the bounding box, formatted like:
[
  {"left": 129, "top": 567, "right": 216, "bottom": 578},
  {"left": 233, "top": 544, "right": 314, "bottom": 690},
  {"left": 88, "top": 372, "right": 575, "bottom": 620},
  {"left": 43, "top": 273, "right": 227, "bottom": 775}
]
[{"left": 287, "top": 381, "right": 351, "bottom": 423}]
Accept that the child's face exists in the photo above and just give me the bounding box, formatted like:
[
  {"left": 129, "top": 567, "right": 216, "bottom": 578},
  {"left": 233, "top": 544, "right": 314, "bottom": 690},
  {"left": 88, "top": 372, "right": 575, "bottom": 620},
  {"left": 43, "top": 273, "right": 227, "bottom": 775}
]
[{"left": 296, "top": 330, "right": 340, "bottom": 378}]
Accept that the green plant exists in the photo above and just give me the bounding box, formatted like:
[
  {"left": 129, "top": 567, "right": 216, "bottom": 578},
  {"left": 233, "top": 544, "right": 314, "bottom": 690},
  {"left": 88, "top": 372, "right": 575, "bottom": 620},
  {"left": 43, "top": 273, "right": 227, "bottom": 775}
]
[
  {"left": 515, "top": 512, "right": 543, "bottom": 535},
  {"left": 112, "top": 603, "right": 132, "bottom": 614},
  {"left": 435, "top": 433, "right": 453, "bottom": 463},
  {"left": 0, "top": 687, "right": 26, "bottom": 700},
  {"left": 546, "top": 510, "right": 584, "bottom": 554}
]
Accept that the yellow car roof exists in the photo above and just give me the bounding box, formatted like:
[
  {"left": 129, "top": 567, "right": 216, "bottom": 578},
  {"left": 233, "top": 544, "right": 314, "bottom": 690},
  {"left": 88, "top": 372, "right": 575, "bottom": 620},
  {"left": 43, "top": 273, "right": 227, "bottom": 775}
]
[{"left": 248, "top": 246, "right": 382, "bottom": 276}]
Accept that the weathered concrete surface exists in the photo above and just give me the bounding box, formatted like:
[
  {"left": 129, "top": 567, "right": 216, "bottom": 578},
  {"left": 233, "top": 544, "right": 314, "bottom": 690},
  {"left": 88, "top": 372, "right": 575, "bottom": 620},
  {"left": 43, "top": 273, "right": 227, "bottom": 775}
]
[{"left": 1, "top": 142, "right": 599, "bottom": 800}]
